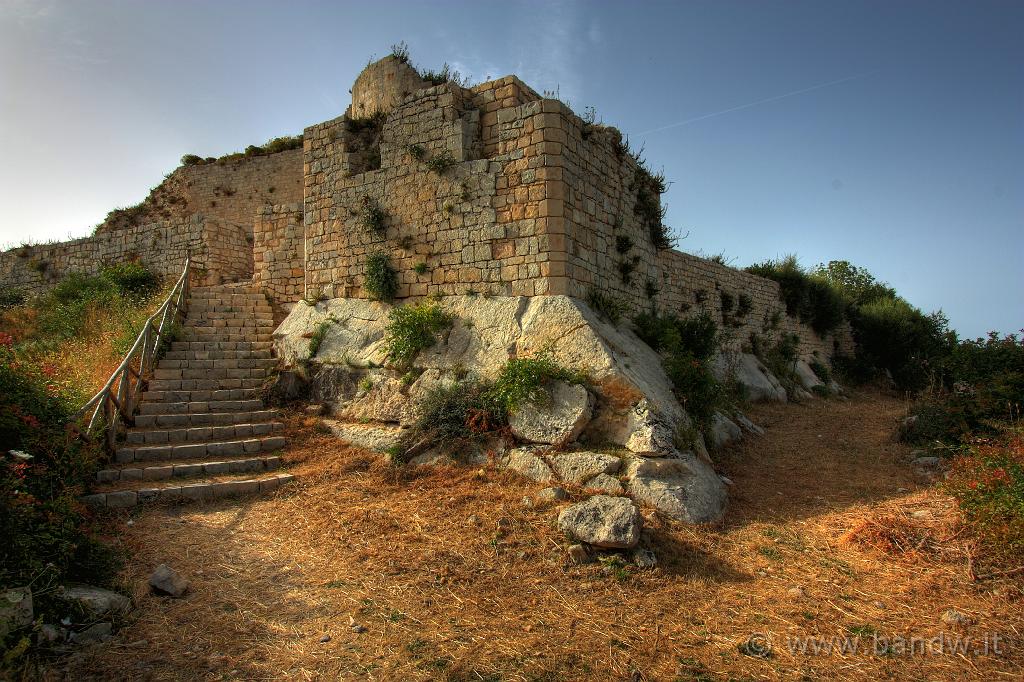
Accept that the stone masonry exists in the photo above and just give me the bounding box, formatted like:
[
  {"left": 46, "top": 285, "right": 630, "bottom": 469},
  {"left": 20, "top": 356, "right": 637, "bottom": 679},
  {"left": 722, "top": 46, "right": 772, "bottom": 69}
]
[{"left": 0, "top": 53, "right": 852, "bottom": 360}]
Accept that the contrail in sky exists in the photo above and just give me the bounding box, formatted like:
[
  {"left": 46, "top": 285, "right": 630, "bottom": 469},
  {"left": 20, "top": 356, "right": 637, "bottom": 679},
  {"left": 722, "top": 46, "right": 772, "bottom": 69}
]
[{"left": 638, "top": 70, "right": 877, "bottom": 135}]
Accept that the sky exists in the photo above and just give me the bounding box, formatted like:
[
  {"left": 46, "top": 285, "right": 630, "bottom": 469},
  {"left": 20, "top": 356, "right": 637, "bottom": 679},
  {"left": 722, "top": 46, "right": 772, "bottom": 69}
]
[{"left": 1, "top": 0, "right": 1021, "bottom": 338}]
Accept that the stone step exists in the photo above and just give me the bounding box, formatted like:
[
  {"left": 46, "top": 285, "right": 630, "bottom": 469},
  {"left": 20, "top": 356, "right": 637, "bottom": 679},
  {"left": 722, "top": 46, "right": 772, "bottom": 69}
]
[
  {"left": 140, "top": 390, "right": 261, "bottom": 405},
  {"left": 186, "top": 308, "right": 273, "bottom": 318},
  {"left": 135, "top": 409, "right": 278, "bottom": 428},
  {"left": 82, "top": 473, "right": 295, "bottom": 508},
  {"left": 180, "top": 332, "right": 271, "bottom": 343},
  {"left": 126, "top": 421, "right": 283, "bottom": 445},
  {"left": 162, "top": 349, "right": 273, "bottom": 361},
  {"left": 152, "top": 367, "right": 270, "bottom": 381},
  {"left": 183, "top": 318, "right": 274, "bottom": 329},
  {"left": 170, "top": 341, "right": 273, "bottom": 352},
  {"left": 115, "top": 435, "right": 288, "bottom": 463},
  {"left": 187, "top": 295, "right": 268, "bottom": 305},
  {"left": 147, "top": 377, "right": 266, "bottom": 391},
  {"left": 96, "top": 455, "right": 283, "bottom": 483},
  {"left": 156, "top": 358, "right": 277, "bottom": 371}
]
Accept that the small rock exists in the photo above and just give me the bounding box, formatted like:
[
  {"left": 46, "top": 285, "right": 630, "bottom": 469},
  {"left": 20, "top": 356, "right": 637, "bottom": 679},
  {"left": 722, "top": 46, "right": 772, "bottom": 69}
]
[
  {"left": 58, "top": 586, "right": 130, "bottom": 618},
  {"left": 787, "top": 586, "right": 807, "bottom": 599},
  {"left": 911, "top": 510, "right": 931, "bottom": 519},
  {"left": 872, "top": 601, "right": 885, "bottom": 609},
  {"left": 557, "top": 495, "right": 642, "bottom": 549},
  {"left": 69, "top": 622, "right": 113, "bottom": 646},
  {"left": 467, "top": 514, "right": 481, "bottom": 525},
  {"left": 912, "top": 456, "right": 941, "bottom": 469},
  {"left": 149, "top": 564, "right": 189, "bottom": 597},
  {"left": 350, "top": 624, "right": 367, "bottom": 634},
  {"left": 501, "top": 447, "right": 555, "bottom": 482},
  {"left": 305, "top": 404, "right": 327, "bottom": 416},
  {"left": 632, "top": 548, "right": 657, "bottom": 569},
  {"left": 536, "top": 486, "right": 568, "bottom": 502},
  {"left": 319, "top": 634, "right": 331, "bottom": 643},
  {"left": 38, "top": 623, "right": 65, "bottom": 644},
  {"left": 707, "top": 412, "right": 743, "bottom": 449},
  {"left": 719, "top": 475, "right": 734, "bottom": 486},
  {"left": 941, "top": 608, "right": 968, "bottom": 626},
  {"left": 567, "top": 544, "right": 591, "bottom": 565}
]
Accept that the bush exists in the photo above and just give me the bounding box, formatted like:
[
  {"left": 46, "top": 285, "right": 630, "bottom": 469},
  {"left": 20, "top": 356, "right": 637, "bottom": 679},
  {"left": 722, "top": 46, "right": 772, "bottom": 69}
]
[
  {"left": 0, "top": 289, "right": 26, "bottom": 310},
  {"left": 180, "top": 154, "right": 203, "bottom": 166},
  {"left": 382, "top": 302, "right": 452, "bottom": 367},
  {"left": 633, "top": 310, "right": 717, "bottom": 362},
  {"left": 663, "top": 352, "right": 722, "bottom": 425},
  {"left": 944, "top": 434, "right": 1024, "bottom": 572},
  {"left": 850, "top": 298, "right": 950, "bottom": 392},
  {"left": 485, "top": 355, "right": 583, "bottom": 415},
  {"left": 746, "top": 256, "right": 844, "bottom": 336},
  {"left": 364, "top": 252, "right": 398, "bottom": 302},
  {"left": 633, "top": 311, "right": 723, "bottom": 427},
  {"left": 359, "top": 195, "right": 387, "bottom": 235},
  {"left": 100, "top": 261, "right": 159, "bottom": 300}
]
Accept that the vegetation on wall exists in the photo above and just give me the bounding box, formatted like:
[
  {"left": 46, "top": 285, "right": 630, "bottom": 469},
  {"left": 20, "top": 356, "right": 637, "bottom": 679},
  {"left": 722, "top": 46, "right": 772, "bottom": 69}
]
[
  {"left": 746, "top": 256, "right": 845, "bottom": 336},
  {"left": 363, "top": 252, "right": 398, "bottom": 302},
  {"left": 633, "top": 310, "right": 723, "bottom": 426},
  {"left": 401, "top": 354, "right": 582, "bottom": 458},
  {"left": 181, "top": 134, "right": 303, "bottom": 167},
  {"left": 382, "top": 302, "right": 453, "bottom": 368},
  {"left": 358, "top": 195, "right": 388, "bottom": 236}
]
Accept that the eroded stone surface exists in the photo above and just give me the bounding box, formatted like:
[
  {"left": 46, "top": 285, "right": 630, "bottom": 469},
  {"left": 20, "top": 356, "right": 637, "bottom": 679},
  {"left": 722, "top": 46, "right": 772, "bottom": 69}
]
[
  {"left": 508, "top": 381, "right": 593, "bottom": 444},
  {"left": 624, "top": 455, "right": 728, "bottom": 524},
  {"left": 549, "top": 451, "right": 621, "bottom": 485}
]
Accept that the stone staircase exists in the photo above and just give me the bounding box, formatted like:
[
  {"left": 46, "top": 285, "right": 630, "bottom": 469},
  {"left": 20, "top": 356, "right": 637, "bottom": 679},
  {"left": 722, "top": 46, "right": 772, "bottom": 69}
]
[{"left": 82, "top": 283, "right": 293, "bottom": 508}]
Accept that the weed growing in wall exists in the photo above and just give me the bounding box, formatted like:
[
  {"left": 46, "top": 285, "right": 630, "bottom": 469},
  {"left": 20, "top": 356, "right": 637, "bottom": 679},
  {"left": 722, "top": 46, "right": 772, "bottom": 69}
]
[
  {"left": 413, "top": 262, "right": 429, "bottom": 275},
  {"left": 406, "top": 144, "right": 426, "bottom": 161},
  {"left": 485, "top": 355, "right": 585, "bottom": 415},
  {"left": 586, "top": 289, "right": 628, "bottom": 325},
  {"left": 390, "top": 41, "right": 411, "bottom": 64},
  {"left": 359, "top": 195, "right": 388, "bottom": 236},
  {"left": 425, "top": 153, "right": 456, "bottom": 174},
  {"left": 307, "top": 318, "right": 335, "bottom": 358},
  {"left": 382, "top": 302, "right": 453, "bottom": 368},
  {"left": 364, "top": 252, "right": 398, "bottom": 302}
]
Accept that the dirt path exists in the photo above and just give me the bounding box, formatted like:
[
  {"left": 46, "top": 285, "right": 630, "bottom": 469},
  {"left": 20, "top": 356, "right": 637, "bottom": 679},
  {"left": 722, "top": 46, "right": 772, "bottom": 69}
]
[{"left": 53, "top": 392, "right": 1022, "bottom": 681}]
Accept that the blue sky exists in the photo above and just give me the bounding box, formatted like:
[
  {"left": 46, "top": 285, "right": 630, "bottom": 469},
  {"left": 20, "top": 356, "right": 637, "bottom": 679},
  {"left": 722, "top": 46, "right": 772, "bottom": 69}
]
[{"left": 1, "top": 0, "right": 1021, "bottom": 338}]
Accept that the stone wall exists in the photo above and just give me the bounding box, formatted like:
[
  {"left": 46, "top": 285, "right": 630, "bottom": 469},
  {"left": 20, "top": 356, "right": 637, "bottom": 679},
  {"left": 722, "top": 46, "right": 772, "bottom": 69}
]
[
  {"left": 96, "top": 148, "right": 303, "bottom": 239},
  {"left": 0, "top": 214, "right": 252, "bottom": 296},
  {"left": 253, "top": 203, "right": 305, "bottom": 305},
  {"left": 657, "top": 249, "right": 854, "bottom": 359}
]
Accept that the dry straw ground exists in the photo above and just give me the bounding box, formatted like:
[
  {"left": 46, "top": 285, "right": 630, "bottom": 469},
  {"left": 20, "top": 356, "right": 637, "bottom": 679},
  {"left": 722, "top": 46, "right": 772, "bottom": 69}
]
[{"left": 48, "top": 392, "right": 1022, "bottom": 681}]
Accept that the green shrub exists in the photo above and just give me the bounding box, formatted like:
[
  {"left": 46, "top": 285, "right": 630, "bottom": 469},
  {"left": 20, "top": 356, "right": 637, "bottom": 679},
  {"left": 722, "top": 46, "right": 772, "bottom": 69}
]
[
  {"left": 359, "top": 195, "right": 388, "bottom": 235},
  {"left": 746, "top": 256, "right": 844, "bottom": 336},
  {"left": 383, "top": 302, "right": 453, "bottom": 367},
  {"left": 180, "top": 154, "right": 203, "bottom": 166},
  {"left": 633, "top": 310, "right": 717, "bottom": 362},
  {"left": 0, "top": 289, "right": 26, "bottom": 310},
  {"left": 425, "top": 153, "right": 455, "bottom": 174},
  {"left": 663, "top": 352, "right": 722, "bottom": 425},
  {"left": 751, "top": 332, "right": 801, "bottom": 390},
  {"left": 409, "top": 380, "right": 493, "bottom": 447},
  {"left": 100, "top": 261, "right": 159, "bottom": 300},
  {"left": 850, "top": 298, "right": 950, "bottom": 391},
  {"left": 364, "top": 252, "right": 398, "bottom": 302},
  {"left": 406, "top": 144, "right": 426, "bottom": 160},
  {"left": 632, "top": 166, "right": 673, "bottom": 249},
  {"left": 809, "top": 358, "right": 832, "bottom": 384},
  {"left": 308, "top": 318, "right": 334, "bottom": 358},
  {"left": 484, "top": 355, "right": 583, "bottom": 415}
]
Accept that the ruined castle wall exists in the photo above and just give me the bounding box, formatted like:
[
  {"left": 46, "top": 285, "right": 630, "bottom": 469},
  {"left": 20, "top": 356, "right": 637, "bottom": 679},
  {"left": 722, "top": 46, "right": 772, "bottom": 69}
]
[
  {"left": 0, "top": 214, "right": 253, "bottom": 296},
  {"left": 349, "top": 55, "right": 428, "bottom": 118},
  {"left": 253, "top": 203, "right": 305, "bottom": 305},
  {"left": 656, "top": 249, "right": 854, "bottom": 360},
  {"left": 96, "top": 149, "right": 303, "bottom": 239},
  {"left": 302, "top": 79, "right": 560, "bottom": 299}
]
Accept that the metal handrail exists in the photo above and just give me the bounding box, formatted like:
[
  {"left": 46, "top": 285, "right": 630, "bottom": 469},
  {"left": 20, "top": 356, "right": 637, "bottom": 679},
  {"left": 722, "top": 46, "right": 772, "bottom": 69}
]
[{"left": 76, "top": 257, "right": 191, "bottom": 451}]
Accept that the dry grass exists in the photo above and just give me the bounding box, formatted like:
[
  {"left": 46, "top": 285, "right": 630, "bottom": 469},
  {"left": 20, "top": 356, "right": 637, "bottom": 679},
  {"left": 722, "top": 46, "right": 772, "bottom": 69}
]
[{"left": 45, "top": 392, "right": 1023, "bottom": 680}]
